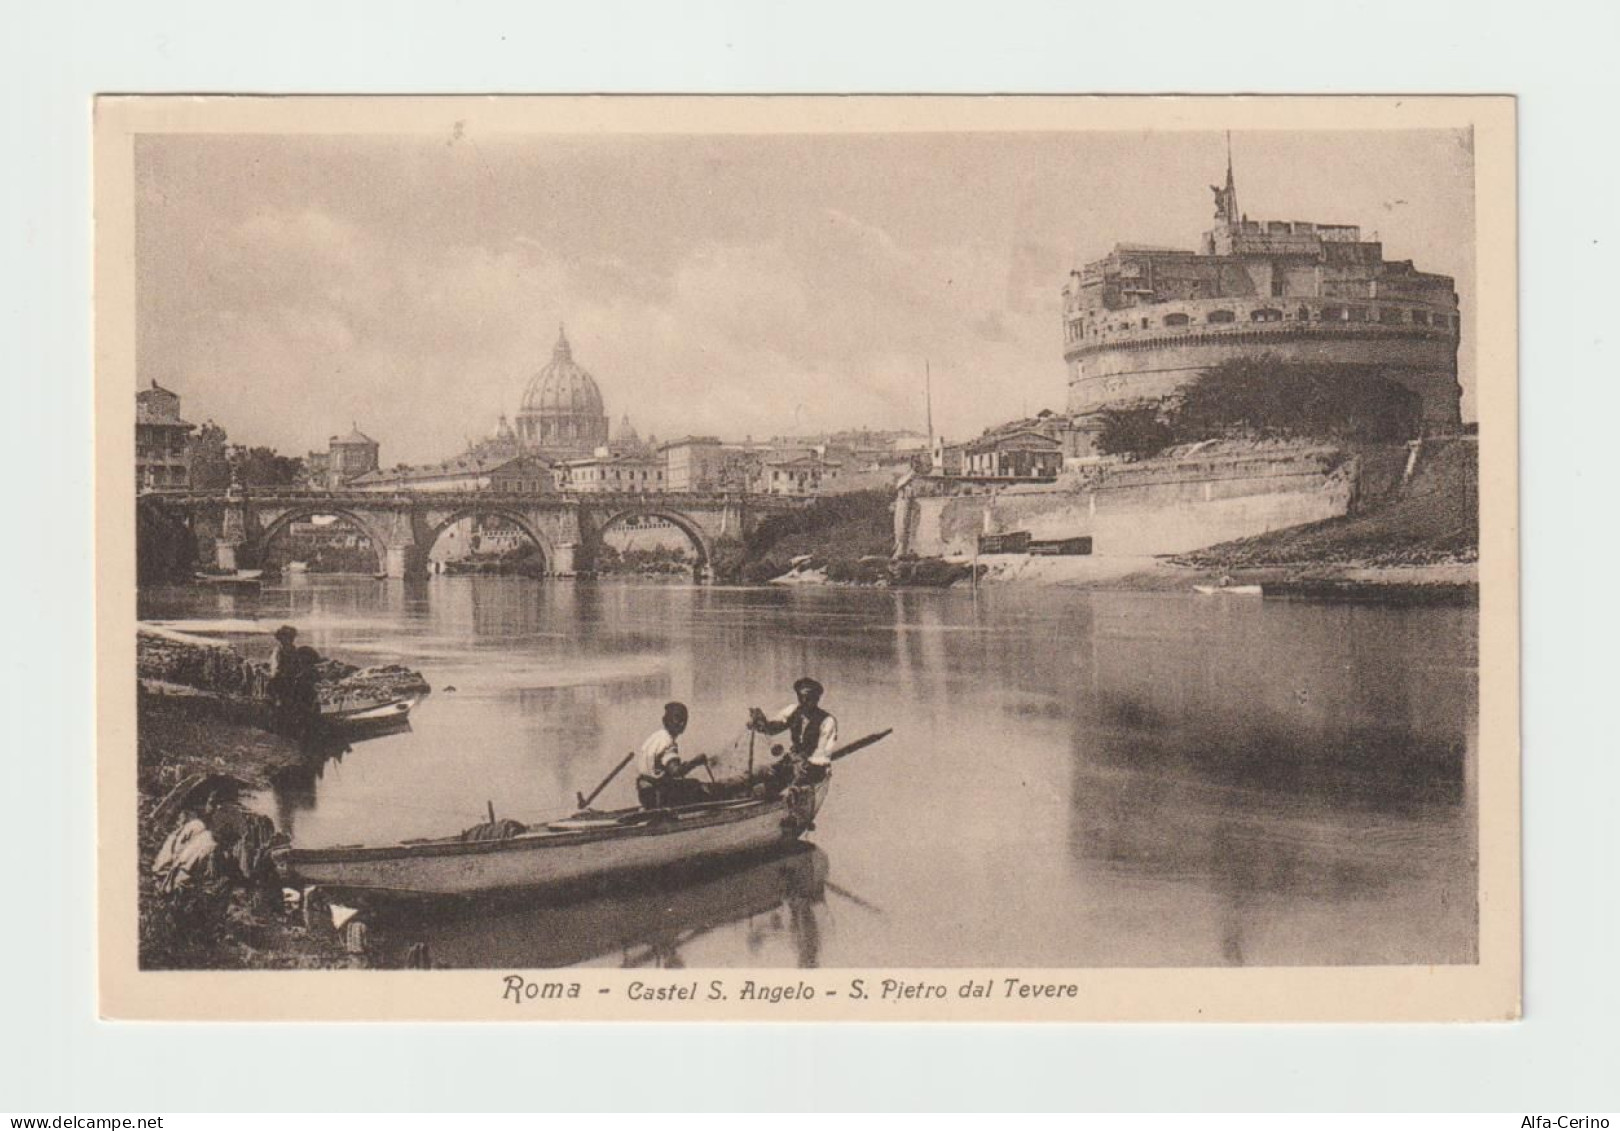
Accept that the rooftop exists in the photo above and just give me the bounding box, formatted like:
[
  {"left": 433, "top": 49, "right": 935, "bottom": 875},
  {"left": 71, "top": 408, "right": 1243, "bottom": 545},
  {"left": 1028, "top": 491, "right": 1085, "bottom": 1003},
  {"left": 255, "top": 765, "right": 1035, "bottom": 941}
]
[{"left": 332, "top": 423, "right": 377, "bottom": 446}]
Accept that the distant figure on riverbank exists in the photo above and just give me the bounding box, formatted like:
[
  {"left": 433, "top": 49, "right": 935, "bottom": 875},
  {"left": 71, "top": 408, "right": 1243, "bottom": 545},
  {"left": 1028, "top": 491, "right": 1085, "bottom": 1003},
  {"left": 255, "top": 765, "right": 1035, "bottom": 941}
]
[{"left": 268, "top": 625, "right": 320, "bottom": 735}]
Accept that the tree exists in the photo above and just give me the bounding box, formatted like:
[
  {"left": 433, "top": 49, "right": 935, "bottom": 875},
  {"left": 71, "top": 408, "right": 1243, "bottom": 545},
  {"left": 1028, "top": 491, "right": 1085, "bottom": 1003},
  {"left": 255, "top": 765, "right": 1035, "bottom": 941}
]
[
  {"left": 232, "top": 445, "right": 306, "bottom": 487},
  {"left": 1096, "top": 406, "right": 1175, "bottom": 458},
  {"left": 188, "top": 421, "right": 231, "bottom": 489},
  {"left": 1173, "top": 354, "right": 1422, "bottom": 443}
]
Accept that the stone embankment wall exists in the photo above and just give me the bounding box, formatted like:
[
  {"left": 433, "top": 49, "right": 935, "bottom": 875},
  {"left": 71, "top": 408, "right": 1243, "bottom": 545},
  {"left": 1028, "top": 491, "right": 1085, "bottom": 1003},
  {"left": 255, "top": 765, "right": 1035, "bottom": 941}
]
[{"left": 896, "top": 444, "right": 1364, "bottom": 559}]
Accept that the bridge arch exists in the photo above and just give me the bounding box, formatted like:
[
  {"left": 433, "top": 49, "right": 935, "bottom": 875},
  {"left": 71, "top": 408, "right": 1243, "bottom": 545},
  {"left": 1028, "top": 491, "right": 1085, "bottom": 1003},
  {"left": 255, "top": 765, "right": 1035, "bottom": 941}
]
[
  {"left": 255, "top": 506, "right": 390, "bottom": 574},
  {"left": 591, "top": 508, "right": 714, "bottom": 573},
  {"left": 423, "top": 507, "right": 557, "bottom": 572}
]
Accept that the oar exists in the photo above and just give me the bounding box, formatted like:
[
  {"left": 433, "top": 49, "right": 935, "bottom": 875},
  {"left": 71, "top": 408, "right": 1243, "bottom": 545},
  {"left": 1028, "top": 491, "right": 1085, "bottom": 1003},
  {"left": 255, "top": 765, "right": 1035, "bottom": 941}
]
[
  {"left": 828, "top": 729, "right": 894, "bottom": 763},
  {"left": 577, "top": 750, "right": 637, "bottom": 811},
  {"left": 825, "top": 879, "right": 887, "bottom": 917}
]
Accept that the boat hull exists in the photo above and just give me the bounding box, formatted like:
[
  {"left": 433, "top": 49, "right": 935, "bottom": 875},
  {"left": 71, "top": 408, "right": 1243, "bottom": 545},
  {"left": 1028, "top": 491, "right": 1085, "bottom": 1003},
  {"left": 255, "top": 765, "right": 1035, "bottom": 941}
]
[
  {"left": 275, "top": 782, "right": 829, "bottom": 897},
  {"left": 322, "top": 694, "right": 421, "bottom": 731}
]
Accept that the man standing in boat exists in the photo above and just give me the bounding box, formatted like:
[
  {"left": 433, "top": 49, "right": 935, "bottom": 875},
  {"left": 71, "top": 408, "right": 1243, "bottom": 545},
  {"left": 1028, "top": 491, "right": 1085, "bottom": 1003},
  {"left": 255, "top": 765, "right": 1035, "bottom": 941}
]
[
  {"left": 748, "top": 676, "right": 837, "bottom": 787},
  {"left": 636, "top": 702, "right": 712, "bottom": 809}
]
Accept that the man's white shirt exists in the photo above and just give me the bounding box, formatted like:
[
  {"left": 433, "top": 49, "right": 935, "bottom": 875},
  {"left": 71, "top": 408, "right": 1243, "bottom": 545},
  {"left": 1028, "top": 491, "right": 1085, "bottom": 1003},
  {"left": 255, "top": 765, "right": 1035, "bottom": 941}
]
[
  {"left": 768, "top": 704, "right": 839, "bottom": 766},
  {"left": 639, "top": 728, "right": 679, "bottom": 777}
]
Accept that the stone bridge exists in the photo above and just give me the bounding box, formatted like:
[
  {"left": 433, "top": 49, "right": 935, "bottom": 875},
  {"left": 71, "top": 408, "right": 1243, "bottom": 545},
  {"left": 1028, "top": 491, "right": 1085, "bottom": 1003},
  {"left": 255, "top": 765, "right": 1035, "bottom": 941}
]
[{"left": 142, "top": 489, "right": 810, "bottom": 579}]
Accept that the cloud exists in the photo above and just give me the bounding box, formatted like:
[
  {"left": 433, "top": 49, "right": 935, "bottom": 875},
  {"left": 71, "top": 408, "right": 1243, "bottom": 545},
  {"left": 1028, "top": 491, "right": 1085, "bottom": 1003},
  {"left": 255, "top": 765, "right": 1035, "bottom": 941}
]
[{"left": 135, "top": 130, "right": 1477, "bottom": 459}]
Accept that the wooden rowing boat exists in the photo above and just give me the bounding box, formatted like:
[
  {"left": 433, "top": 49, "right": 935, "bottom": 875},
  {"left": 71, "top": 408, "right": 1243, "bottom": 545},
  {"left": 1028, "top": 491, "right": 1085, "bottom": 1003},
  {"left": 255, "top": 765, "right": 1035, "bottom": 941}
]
[
  {"left": 320, "top": 692, "right": 423, "bottom": 732},
  {"left": 1193, "top": 583, "right": 1263, "bottom": 596},
  {"left": 273, "top": 781, "right": 831, "bottom": 898},
  {"left": 194, "top": 570, "right": 263, "bottom": 591}
]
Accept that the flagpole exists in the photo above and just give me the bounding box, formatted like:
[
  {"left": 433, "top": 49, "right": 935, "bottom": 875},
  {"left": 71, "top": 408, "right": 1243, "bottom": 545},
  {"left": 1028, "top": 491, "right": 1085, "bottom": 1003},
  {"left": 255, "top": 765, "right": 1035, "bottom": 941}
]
[{"left": 925, "top": 360, "right": 934, "bottom": 454}]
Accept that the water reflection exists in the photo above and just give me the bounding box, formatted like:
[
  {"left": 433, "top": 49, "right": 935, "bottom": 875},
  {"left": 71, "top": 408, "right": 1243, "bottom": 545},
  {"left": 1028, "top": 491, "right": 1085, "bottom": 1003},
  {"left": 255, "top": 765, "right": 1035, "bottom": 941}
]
[
  {"left": 399, "top": 845, "right": 831, "bottom": 969},
  {"left": 141, "top": 575, "right": 1478, "bottom": 968},
  {"left": 1063, "top": 596, "right": 1476, "bottom": 966}
]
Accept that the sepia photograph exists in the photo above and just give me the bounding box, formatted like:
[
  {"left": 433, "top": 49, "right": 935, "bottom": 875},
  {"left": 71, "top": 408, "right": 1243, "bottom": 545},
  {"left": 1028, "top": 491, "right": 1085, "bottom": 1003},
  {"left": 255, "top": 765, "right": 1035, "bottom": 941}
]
[{"left": 95, "top": 95, "right": 1518, "bottom": 1021}]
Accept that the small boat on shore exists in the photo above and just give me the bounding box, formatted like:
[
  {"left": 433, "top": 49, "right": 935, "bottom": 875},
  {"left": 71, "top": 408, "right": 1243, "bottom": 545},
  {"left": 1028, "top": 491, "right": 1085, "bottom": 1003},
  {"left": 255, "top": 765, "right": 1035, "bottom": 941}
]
[
  {"left": 320, "top": 692, "right": 424, "bottom": 734},
  {"left": 194, "top": 569, "right": 264, "bottom": 591},
  {"left": 1193, "top": 583, "right": 1263, "bottom": 596},
  {"left": 275, "top": 782, "right": 831, "bottom": 898}
]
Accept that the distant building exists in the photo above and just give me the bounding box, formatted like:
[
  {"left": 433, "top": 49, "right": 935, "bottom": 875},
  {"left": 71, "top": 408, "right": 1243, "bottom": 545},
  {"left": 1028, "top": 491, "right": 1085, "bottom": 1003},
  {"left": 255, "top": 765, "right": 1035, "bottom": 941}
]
[
  {"left": 462, "top": 414, "right": 525, "bottom": 464},
  {"left": 661, "top": 436, "right": 727, "bottom": 492},
  {"left": 1062, "top": 154, "right": 1463, "bottom": 430},
  {"left": 560, "top": 451, "right": 667, "bottom": 493},
  {"left": 931, "top": 436, "right": 966, "bottom": 476},
  {"left": 487, "top": 455, "right": 556, "bottom": 494},
  {"left": 135, "top": 381, "right": 194, "bottom": 491},
  {"left": 349, "top": 453, "right": 550, "bottom": 494},
  {"left": 961, "top": 429, "right": 1063, "bottom": 478},
  {"left": 314, "top": 424, "right": 381, "bottom": 488},
  {"left": 610, "top": 413, "right": 656, "bottom": 458},
  {"left": 759, "top": 455, "right": 838, "bottom": 496}
]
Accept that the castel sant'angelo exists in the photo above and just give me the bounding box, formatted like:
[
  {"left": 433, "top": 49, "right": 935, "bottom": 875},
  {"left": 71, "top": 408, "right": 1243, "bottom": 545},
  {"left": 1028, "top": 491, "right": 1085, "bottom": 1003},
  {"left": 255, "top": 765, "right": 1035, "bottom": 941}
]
[{"left": 1062, "top": 152, "right": 1463, "bottom": 431}]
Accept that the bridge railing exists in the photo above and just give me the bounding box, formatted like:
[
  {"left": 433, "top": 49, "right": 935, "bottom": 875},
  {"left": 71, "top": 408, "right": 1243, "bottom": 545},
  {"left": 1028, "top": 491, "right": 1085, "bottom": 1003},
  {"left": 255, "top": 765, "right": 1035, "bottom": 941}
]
[{"left": 143, "top": 487, "right": 809, "bottom": 508}]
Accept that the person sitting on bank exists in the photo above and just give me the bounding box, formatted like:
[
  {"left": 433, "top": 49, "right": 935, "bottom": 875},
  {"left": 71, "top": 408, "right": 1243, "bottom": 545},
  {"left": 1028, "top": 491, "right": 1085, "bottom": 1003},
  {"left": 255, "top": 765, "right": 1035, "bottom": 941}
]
[
  {"left": 636, "top": 702, "right": 712, "bottom": 810},
  {"left": 748, "top": 677, "right": 838, "bottom": 786}
]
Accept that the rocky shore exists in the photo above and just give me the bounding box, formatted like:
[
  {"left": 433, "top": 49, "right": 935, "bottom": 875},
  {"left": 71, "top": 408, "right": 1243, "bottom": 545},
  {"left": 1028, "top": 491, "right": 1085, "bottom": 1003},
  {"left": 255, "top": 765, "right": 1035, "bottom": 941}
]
[{"left": 138, "top": 625, "right": 430, "bottom": 716}]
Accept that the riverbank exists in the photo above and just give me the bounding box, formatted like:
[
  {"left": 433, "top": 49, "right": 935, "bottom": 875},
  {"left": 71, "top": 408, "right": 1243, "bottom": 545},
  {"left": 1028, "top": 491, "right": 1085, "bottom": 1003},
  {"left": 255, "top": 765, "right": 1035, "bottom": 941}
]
[
  {"left": 138, "top": 698, "right": 355, "bottom": 969},
  {"left": 769, "top": 550, "right": 1473, "bottom": 601},
  {"left": 137, "top": 629, "right": 433, "bottom": 970}
]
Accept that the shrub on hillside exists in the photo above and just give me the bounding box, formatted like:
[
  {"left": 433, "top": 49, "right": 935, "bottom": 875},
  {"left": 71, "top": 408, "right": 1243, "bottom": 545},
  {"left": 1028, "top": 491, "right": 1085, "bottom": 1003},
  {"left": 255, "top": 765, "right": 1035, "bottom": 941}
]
[
  {"left": 741, "top": 556, "right": 792, "bottom": 585},
  {"left": 1096, "top": 406, "right": 1175, "bottom": 458},
  {"left": 1173, "top": 354, "right": 1422, "bottom": 443},
  {"left": 824, "top": 557, "right": 888, "bottom": 585},
  {"left": 893, "top": 558, "right": 971, "bottom": 588}
]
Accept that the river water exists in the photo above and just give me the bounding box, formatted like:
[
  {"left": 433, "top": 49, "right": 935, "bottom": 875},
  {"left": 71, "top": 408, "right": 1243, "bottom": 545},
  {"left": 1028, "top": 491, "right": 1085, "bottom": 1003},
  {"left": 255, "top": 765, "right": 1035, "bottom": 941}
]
[{"left": 139, "top": 574, "right": 1477, "bottom": 970}]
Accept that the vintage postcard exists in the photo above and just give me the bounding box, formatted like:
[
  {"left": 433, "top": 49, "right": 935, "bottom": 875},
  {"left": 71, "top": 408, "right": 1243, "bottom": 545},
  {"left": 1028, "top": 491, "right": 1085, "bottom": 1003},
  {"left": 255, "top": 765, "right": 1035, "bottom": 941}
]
[{"left": 96, "top": 95, "right": 1518, "bottom": 1021}]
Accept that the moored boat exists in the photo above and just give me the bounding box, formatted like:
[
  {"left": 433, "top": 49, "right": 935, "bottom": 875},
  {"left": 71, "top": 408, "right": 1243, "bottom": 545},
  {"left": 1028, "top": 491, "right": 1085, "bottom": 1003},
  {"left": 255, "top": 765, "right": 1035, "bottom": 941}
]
[
  {"left": 320, "top": 692, "right": 424, "bottom": 733},
  {"left": 194, "top": 569, "right": 264, "bottom": 591},
  {"left": 274, "top": 781, "right": 830, "bottom": 898},
  {"left": 1193, "top": 583, "right": 1263, "bottom": 596}
]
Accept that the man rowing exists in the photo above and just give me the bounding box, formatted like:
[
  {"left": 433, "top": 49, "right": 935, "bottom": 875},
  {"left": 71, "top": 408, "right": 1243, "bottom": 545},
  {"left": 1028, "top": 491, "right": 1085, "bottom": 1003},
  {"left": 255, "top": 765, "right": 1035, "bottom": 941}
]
[
  {"left": 748, "top": 676, "right": 837, "bottom": 787},
  {"left": 636, "top": 702, "right": 714, "bottom": 809}
]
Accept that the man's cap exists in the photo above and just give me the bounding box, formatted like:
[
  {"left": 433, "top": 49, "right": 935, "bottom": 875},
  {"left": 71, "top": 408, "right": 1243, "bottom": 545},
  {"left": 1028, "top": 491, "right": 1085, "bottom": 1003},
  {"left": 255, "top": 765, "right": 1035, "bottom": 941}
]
[
  {"left": 274, "top": 625, "right": 298, "bottom": 641},
  {"left": 793, "top": 677, "right": 824, "bottom": 697},
  {"left": 664, "top": 701, "right": 689, "bottom": 717}
]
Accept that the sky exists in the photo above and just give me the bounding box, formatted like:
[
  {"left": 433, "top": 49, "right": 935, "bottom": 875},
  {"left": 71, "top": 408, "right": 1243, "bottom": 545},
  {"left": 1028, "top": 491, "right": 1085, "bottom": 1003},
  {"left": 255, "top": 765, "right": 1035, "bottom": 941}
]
[{"left": 135, "top": 127, "right": 1476, "bottom": 466}]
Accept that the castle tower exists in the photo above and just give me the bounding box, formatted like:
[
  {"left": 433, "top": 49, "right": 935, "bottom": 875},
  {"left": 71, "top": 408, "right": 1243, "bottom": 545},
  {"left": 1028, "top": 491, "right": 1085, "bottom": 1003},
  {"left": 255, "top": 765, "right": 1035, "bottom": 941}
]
[{"left": 1061, "top": 152, "right": 1462, "bottom": 431}]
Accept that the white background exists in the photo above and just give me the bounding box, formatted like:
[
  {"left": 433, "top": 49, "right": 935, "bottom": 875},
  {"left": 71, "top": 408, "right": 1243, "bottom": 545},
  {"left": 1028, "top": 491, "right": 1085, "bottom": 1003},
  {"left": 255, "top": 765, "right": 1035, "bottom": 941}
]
[{"left": 2, "top": 0, "right": 1615, "bottom": 1112}]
